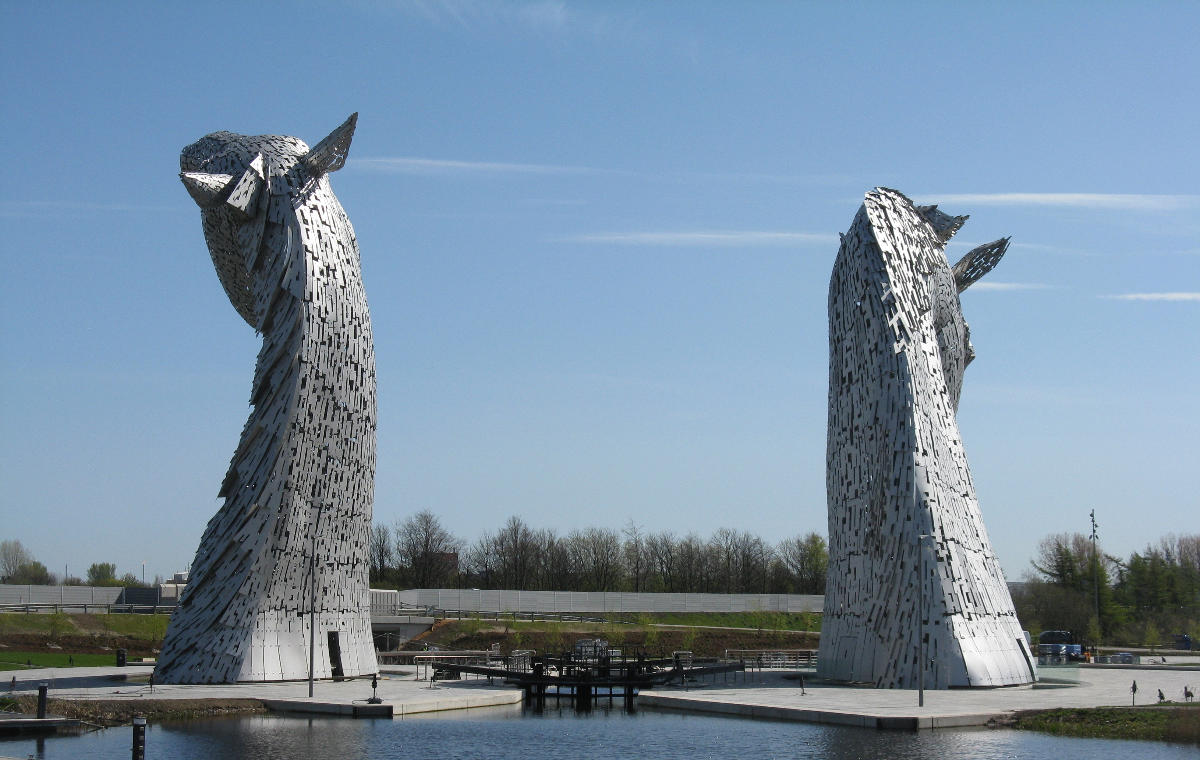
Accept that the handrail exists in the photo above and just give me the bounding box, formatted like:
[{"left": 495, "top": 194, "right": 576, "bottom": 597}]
[
  {"left": 0, "top": 602, "right": 176, "bottom": 615},
  {"left": 724, "top": 648, "right": 818, "bottom": 668}
]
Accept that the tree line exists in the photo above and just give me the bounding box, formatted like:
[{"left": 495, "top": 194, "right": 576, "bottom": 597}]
[
  {"left": 0, "top": 540, "right": 155, "bottom": 587},
  {"left": 370, "top": 512, "right": 829, "bottom": 595},
  {"left": 1013, "top": 532, "right": 1200, "bottom": 646}
]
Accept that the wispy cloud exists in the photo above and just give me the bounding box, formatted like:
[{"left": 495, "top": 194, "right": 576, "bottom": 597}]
[
  {"left": 352, "top": 157, "right": 855, "bottom": 186},
  {"left": 555, "top": 231, "right": 837, "bottom": 247},
  {"left": 969, "top": 282, "right": 1055, "bottom": 292},
  {"left": 350, "top": 156, "right": 613, "bottom": 176},
  {"left": 0, "top": 200, "right": 175, "bottom": 217},
  {"left": 517, "top": 197, "right": 587, "bottom": 207},
  {"left": 922, "top": 193, "right": 1200, "bottom": 211},
  {"left": 1102, "top": 292, "right": 1200, "bottom": 302},
  {"left": 396, "top": 0, "right": 622, "bottom": 37}
]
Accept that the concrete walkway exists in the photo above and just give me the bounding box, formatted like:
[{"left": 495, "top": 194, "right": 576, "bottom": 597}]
[
  {"left": 4, "top": 665, "right": 521, "bottom": 719},
  {"left": 6, "top": 662, "right": 1197, "bottom": 729},
  {"left": 639, "top": 665, "right": 1199, "bottom": 729}
]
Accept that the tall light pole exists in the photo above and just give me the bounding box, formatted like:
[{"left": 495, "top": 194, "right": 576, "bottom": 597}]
[
  {"left": 917, "top": 533, "right": 931, "bottom": 707},
  {"left": 308, "top": 503, "right": 324, "bottom": 699},
  {"left": 1090, "top": 510, "right": 1100, "bottom": 645}
]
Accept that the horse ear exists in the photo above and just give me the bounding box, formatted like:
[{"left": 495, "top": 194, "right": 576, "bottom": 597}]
[
  {"left": 953, "top": 238, "right": 1009, "bottom": 293},
  {"left": 180, "top": 172, "right": 234, "bottom": 208},
  {"left": 916, "top": 204, "right": 969, "bottom": 244},
  {"left": 303, "top": 112, "right": 357, "bottom": 176},
  {"left": 225, "top": 154, "right": 266, "bottom": 219}
]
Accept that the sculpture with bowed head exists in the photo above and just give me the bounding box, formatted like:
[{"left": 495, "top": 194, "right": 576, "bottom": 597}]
[{"left": 819, "top": 188, "right": 1035, "bottom": 689}]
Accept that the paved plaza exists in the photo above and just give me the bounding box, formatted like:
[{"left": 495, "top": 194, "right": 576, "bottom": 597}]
[
  {"left": 640, "top": 663, "right": 1200, "bottom": 728},
  {"left": 6, "top": 661, "right": 1197, "bottom": 729},
  {"left": 6, "top": 665, "right": 521, "bottom": 718}
]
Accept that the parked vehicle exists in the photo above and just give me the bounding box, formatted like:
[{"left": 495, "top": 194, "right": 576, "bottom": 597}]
[
  {"left": 1173, "top": 633, "right": 1193, "bottom": 651},
  {"left": 1037, "top": 630, "right": 1083, "bottom": 661}
]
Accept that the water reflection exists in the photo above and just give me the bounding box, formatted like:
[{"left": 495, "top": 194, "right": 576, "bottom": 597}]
[{"left": 3, "top": 708, "right": 1196, "bottom": 760}]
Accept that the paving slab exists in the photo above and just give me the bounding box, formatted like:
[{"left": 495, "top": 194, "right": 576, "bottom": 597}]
[
  {"left": 4, "top": 665, "right": 521, "bottom": 718},
  {"left": 639, "top": 666, "right": 1199, "bottom": 729}
]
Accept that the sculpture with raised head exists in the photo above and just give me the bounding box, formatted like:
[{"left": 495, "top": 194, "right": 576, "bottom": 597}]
[{"left": 157, "top": 115, "right": 377, "bottom": 683}]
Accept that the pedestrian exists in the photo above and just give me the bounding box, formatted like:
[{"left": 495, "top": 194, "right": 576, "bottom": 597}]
[
  {"left": 1157, "top": 688, "right": 1165, "bottom": 703},
  {"left": 799, "top": 672, "right": 806, "bottom": 696},
  {"left": 1131, "top": 679, "right": 1138, "bottom": 706}
]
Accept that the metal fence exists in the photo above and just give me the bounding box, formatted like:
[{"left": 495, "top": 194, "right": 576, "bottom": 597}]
[{"left": 388, "top": 589, "right": 823, "bottom": 615}]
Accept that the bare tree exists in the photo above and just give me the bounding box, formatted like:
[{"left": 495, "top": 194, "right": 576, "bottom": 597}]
[
  {"left": 735, "top": 531, "right": 773, "bottom": 593},
  {"left": 0, "top": 540, "right": 34, "bottom": 581},
  {"left": 567, "top": 527, "right": 623, "bottom": 591},
  {"left": 623, "top": 520, "right": 647, "bottom": 593},
  {"left": 645, "top": 531, "right": 679, "bottom": 592},
  {"left": 369, "top": 523, "right": 394, "bottom": 584},
  {"left": 676, "top": 533, "right": 710, "bottom": 592},
  {"left": 462, "top": 532, "right": 499, "bottom": 588},
  {"left": 533, "top": 529, "right": 572, "bottom": 590},
  {"left": 779, "top": 532, "right": 828, "bottom": 594},
  {"left": 394, "top": 510, "right": 461, "bottom": 588},
  {"left": 709, "top": 528, "right": 741, "bottom": 593},
  {"left": 493, "top": 516, "right": 539, "bottom": 589}
]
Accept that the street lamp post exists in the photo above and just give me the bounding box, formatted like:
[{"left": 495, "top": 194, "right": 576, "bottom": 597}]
[
  {"left": 308, "top": 503, "right": 324, "bottom": 699},
  {"left": 1090, "top": 510, "right": 1100, "bottom": 647},
  {"left": 917, "top": 534, "right": 931, "bottom": 707}
]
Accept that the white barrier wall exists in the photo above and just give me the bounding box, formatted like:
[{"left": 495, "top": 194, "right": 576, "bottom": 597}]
[
  {"left": 390, "top": 589, "right": 823, "bottom": 614},
  {"left": 0, "top": 585, "right": 124, "bottom": 606}
]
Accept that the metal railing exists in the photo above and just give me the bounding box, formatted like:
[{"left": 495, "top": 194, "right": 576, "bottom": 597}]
[
  {"left": 724, "top": 649, "right": 818, "bottom": 668},
  {"left": 0, "top": 602, "right": 175, "bottom": 615},
  {"left": 389, "top": 590, "right": 824, "bottom": 615}
]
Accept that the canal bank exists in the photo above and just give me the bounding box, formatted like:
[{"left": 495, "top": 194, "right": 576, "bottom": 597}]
[
  {"left": 639, "top": 666, "right": 1199, "bottom": 729},
  {"left": 2, "top": 663, "right": 521, "bottom": 732},
  {"left": 4, "top": 662, "right": 1196, "bottom": 733}
]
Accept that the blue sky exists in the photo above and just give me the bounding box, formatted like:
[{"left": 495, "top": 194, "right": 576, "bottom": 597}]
[{"left": 1, "top": 1, "right": 1196, "bottom": 584}]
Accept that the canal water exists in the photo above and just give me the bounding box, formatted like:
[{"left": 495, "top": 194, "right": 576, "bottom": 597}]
[{"left": 5, "top": 704, "right": 1195, "bottom": 759}]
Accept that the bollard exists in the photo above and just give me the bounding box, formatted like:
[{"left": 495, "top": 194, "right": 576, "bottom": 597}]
[
  {"left": 37, "top": 683, "right": 48, "bottom": 719},
  {"left": 132, "top": 716, "right": 147, "bottom": 760}
]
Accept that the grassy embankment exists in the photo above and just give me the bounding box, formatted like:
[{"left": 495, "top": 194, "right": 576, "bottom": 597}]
[
  {"left": 1015, "top": 704, "right": 1200, "bottom": 744},
  {"left": 406, "top": 611, "right": 820, "bottom": 658},
  {"left": 1, "top": 610, "right": 819, "bottom": 666},
  {"left": 0, "top": 612, "right": 169, "bottom": 670}
]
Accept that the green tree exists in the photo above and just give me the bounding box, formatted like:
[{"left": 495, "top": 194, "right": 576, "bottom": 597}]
[
  {"left": 1112, "top": 534, "right": 1200, "bottom": 642},
  {"left": 86, "top": 562, "right": 119, "bottom": 586},
  {"left": 778, "top": 532, "right": 828, "bottom": 594},
  {"left": 8, "top": 561, "right": 53, "bottom": 585},
  {"left": 1025, "top": 532, "right": 1120, "bottom": 639}
]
